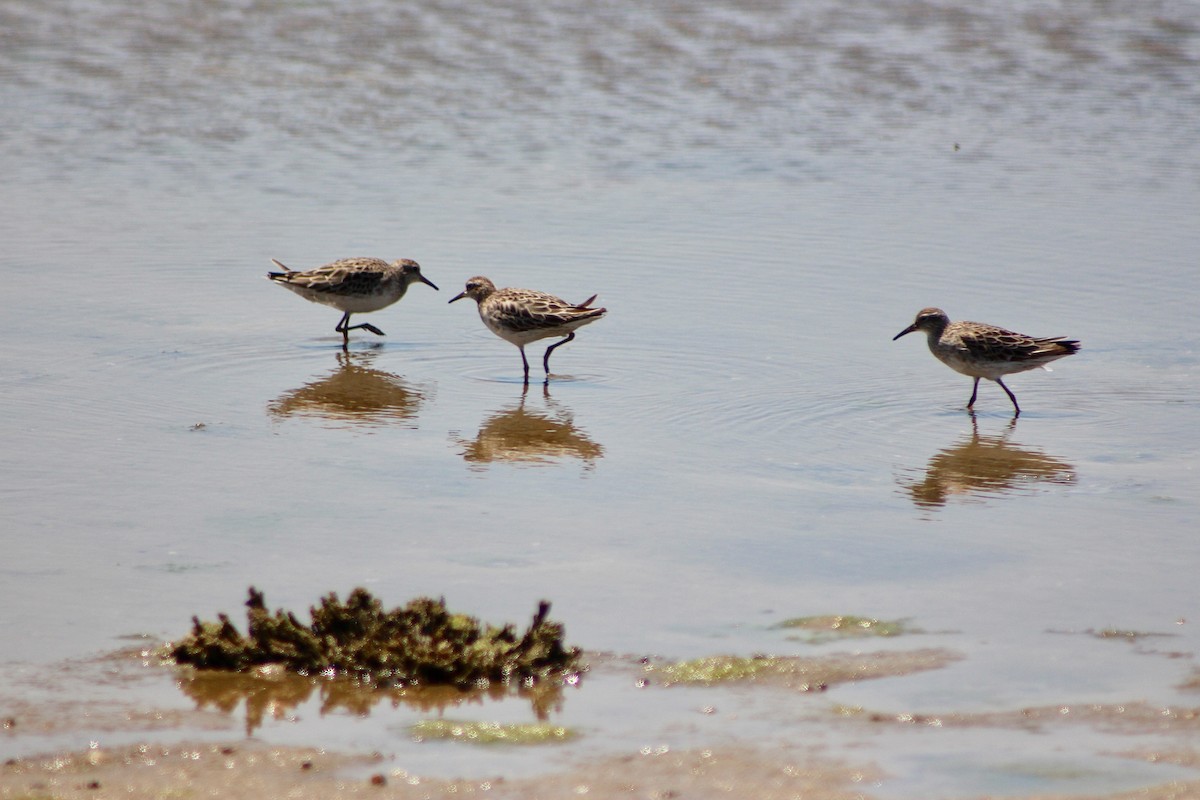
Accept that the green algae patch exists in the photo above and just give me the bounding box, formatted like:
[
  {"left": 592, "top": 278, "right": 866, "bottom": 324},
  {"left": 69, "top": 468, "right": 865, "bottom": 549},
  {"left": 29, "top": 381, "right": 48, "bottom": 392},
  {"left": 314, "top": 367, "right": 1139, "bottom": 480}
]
[
  {"left": 647, "top": 649, "right": 960, "bottom": 690},
  {"left": 170, "top": 587, "right": 582, "bottom": 690},
  {"left": 838, "top": 700, "right": 1200, "bottom": 737},
  {"left": 410, "top": 719, "right": 576, "bottom": 745},
  {"left": 655, "top": 655, "right": 791, "bottom": 684},
  {"left": 1087, "top": 627, "right": 1173, "bottom": 642},
  {"left": 774, "top": 615, "right": 915, "bottom": 643}
]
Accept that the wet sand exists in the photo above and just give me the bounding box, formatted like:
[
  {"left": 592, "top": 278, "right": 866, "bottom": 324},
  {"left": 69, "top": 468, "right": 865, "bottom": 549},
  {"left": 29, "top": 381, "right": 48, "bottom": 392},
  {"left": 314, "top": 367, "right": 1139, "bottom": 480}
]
[
  {"left": 4, "top": 646, "right": 1200, "bottom": 799},
  {"left": 4, "top": 701, "right": 1198, "bottom": 800},
  {"left": 2, "top": 737, "right": 885, "bottom": 800},
  {"left": 7, "top": 741, "right": 1197, "bottom": 800}
]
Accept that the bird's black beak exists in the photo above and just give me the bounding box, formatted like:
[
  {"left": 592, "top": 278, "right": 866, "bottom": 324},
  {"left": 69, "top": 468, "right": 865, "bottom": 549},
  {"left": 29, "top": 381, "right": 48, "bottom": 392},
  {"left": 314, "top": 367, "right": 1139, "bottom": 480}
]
[
  {"left": 449, "top": 291, "right": 467, "bottom": 304},
  {"left": 419, "top": 274, "right": 440, "bottom": 291},
  {"left": 893, "top": 324, "right": 917, "bottom": 341}
]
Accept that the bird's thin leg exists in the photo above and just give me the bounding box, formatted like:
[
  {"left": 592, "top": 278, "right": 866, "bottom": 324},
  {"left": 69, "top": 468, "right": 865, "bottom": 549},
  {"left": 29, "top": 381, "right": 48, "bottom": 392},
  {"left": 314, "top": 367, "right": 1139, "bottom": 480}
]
[
  {"left": 997, "top": 378, "right": 1021, "bottom": 417},
  {"left": 543, "top": 332, "right": 576, "bottom": 377},
  {"left": 335, "top": 312, "right": 385, "bottom": 345},
  {"left": 337, "top": 313, "right": 386, "bottom": 339},
  {"left": 519, "top": 346, "right": 530, "bottom": 384},
  {"left": 967, "top": 377, "right": 980, "bottom": 409}
]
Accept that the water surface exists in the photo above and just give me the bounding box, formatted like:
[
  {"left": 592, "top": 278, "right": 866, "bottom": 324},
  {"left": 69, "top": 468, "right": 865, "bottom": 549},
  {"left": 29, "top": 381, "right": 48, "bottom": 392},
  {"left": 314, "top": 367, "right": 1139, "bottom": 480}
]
[{"left": 2, "top": 0, "right": 1199, "bottom": 796}]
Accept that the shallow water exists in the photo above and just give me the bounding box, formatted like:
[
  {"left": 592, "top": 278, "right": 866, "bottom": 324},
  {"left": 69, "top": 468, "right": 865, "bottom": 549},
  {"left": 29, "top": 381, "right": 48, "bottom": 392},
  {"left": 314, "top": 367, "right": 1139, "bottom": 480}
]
[{"left": 2, "top": 0, "right": 1200, "bottom": 795}]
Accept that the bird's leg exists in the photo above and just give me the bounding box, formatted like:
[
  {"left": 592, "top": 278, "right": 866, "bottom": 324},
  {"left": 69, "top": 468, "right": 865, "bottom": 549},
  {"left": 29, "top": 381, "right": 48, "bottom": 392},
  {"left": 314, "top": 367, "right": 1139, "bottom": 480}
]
[
  {"left": 967, "top": 377, "right": 980, "bottom": 409},
  {"left": 997, "top": 378, "right": 1021, "bottom": 417},
  {"left": 336, "top": 312, "right": 386, "bottom": 339},
  {"left": 519, "top": 346, "right": 530, "bottom": 384},
  {"left": 543, "top": 332, "right": 576, "bottom": 377}
]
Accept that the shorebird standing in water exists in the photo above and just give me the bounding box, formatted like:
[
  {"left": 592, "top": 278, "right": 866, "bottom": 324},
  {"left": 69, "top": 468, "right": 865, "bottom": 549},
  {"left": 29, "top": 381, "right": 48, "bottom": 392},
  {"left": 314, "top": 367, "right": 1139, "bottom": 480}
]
[
  {"left": 893, "top": 307, "right": 1079, "bottom": 416},
  {"left": 449, "top": 276, "right": 607, "bottom": 383},
  {"left": 267, "top": 257, "right": 438, "bottom": 347}
]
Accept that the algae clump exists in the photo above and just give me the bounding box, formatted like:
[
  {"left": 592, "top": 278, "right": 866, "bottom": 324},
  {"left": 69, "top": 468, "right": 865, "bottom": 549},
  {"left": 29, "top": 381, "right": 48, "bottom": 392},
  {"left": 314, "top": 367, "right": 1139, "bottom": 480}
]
[
  {"left": 170, "top": 587, "right": 582, "bottom": 689},
  {"left": 410, "top": 719, "right": 575, "bottom": 744},
  {"left": 648, "top": 649, "right": 961, "bottom": 689},
  {"left": 654, "top": 655, "right": 791, "bottom": 684},
  {"left": 774, "top": 614, "right": 914, "bottom": 643}
]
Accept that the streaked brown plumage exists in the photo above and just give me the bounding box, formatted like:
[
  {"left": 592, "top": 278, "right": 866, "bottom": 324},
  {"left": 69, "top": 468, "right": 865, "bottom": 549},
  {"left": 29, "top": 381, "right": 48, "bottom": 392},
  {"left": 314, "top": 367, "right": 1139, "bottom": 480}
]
[
  {"left": 893, "top": 307, "right": 1079, "bottom": 415},
  {"left": 449, "top": 276, "right": 607, "bottom": 383},
  {"left": 267, "top": 257, "right": 438, "bottom": 346}
]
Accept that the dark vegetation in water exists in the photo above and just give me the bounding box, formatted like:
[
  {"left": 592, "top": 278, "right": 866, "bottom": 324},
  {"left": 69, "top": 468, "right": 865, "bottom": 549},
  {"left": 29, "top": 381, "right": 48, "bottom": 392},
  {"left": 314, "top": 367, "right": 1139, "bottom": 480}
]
[{"left": 170, "top": 587, "right": 582, "bottom": 689}]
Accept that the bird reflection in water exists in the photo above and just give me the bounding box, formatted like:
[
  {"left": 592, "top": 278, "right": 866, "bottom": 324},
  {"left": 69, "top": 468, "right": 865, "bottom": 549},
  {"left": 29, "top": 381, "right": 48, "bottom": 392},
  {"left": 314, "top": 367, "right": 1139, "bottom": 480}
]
[
  {"left": 901, "top": 415, "right": 1076, "bottom": 509},
  {"left": 455, "top": 384, "right": 603, "bottom": 471},
  {"left": 267, "top": 350, "right": 425, "bottom": 427},
  {"left": 175, "top": 668, "right": 565, "bottom": 735}
]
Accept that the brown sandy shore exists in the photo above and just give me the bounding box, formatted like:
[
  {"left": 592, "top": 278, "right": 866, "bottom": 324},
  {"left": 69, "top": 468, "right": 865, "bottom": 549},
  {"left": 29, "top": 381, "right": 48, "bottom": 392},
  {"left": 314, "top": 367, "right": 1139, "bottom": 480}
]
[
  {"left": 3, "top": 647, "right": 1200, "bottom": 800},
  {"left": 5, "top": 738, "right": 1200, "bottom": 800},
  {"left": 1, "top": 739, "right": 880, "bottom": 800}
]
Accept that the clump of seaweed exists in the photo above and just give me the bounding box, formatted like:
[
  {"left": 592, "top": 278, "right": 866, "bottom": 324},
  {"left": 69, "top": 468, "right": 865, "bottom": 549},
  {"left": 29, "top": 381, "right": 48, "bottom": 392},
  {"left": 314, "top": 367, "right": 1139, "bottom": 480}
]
[{"left": 170, "top": 587, "right": 582, "bottom": 689}]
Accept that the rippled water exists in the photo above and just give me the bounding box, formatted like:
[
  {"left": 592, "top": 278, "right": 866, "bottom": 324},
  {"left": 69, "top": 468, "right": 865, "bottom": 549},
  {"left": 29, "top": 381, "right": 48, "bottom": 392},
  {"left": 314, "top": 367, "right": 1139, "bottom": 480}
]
[{"left": 2, "top": 0, "right": 1199, "bottom": 796}]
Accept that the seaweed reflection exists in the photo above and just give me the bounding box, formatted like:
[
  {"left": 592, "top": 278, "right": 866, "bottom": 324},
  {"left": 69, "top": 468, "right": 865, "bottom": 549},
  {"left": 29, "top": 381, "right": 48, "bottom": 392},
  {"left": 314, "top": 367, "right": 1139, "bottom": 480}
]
[
  {"left": 175, "top": 668, "right": 568, "bottom": 735},
  {"left": 267, "top": 350, "right": 426, "bottom": 427},
  {"left": 901, "top": 416, "right": 1076, "bottom": 509},
  {"left": 455, "top": 384, "right": 603, "bottom": 470}
]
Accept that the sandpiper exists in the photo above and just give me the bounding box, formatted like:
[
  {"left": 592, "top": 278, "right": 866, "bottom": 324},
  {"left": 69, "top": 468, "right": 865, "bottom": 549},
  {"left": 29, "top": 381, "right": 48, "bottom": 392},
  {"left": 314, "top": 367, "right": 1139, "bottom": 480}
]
[
  {"left": 893, "top": 307, "right": 1079, "bottom": 416},
  {"left": 267, "top": 257, "right": 438, "bottom": 346},
  {"left": 449, "top": 276, "right": 607, "bottom": 382}
]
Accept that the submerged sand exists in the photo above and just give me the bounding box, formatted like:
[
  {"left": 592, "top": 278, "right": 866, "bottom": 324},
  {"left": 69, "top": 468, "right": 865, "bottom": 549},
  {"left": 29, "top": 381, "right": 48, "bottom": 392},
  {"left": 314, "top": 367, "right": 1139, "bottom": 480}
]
[{"left": 3, "top": 646, "right": 1199, "bottom": 799}]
